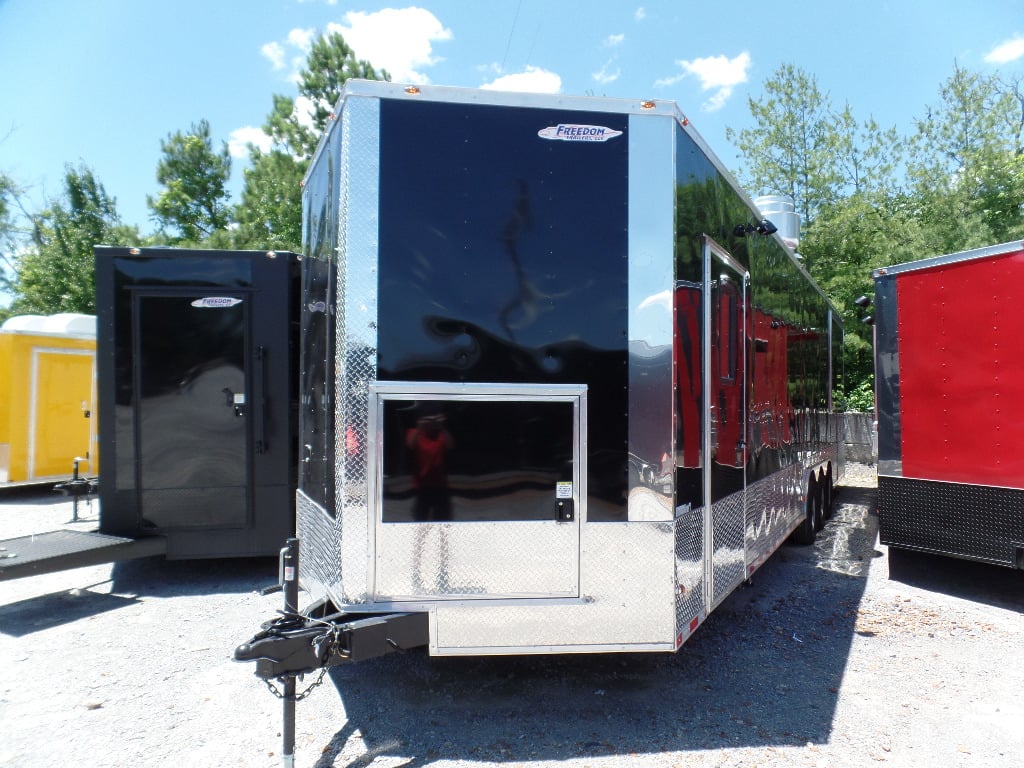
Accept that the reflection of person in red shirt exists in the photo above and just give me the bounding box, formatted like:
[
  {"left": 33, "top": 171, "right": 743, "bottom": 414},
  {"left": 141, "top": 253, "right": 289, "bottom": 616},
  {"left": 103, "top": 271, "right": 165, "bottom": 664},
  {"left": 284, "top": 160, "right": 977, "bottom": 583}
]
[{"left": 406, "top": 407, "right": 455, "bottom": 521}]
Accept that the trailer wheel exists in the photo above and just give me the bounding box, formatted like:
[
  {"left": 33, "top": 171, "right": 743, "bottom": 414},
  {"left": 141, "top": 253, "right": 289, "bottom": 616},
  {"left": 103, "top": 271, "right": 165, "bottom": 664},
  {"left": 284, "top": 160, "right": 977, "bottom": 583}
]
[
  {"left": 812, "top": 473, "right": 825, "bottom": 532},
  {"left": 790, "top": 477, "right": 817, "bottom": 545},
  {"left": 822, "top": 465, "right": 834, "bottom": 519}
]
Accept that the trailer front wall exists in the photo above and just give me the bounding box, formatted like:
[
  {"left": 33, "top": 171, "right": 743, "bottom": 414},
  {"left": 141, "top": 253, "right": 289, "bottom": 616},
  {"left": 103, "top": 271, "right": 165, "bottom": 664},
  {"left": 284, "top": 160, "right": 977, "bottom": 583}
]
[
  {"left": 95, "top": 248, "right": 299, "bottom": 558},
  {"left": 298, "top": 83, "right": 841, "bottom": 653}
]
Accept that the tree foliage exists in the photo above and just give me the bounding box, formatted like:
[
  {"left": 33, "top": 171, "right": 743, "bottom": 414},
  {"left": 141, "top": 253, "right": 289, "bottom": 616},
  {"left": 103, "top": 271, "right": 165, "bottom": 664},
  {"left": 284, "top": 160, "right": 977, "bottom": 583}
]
[
  {"left": 727, "top": 64, "right": 843, "bottom": 223},
  {"left": 9, "top": 164, "right": 137, "bottom": 315},
  {"left": 733, "top": 63, "right": 1024, "bottom": 407},
  {"left": 148, "top": 119, "right": 231, "bottom": 243},
  {"left": 231, "top": 32, "right": 389, "bottom": 252}
]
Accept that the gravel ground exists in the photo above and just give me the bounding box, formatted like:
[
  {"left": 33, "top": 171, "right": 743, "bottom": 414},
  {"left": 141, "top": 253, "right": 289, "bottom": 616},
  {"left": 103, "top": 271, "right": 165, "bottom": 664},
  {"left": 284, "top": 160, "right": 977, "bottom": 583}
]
[{"left": 1, "top": 463, "right": 1022, "bottom": 768}]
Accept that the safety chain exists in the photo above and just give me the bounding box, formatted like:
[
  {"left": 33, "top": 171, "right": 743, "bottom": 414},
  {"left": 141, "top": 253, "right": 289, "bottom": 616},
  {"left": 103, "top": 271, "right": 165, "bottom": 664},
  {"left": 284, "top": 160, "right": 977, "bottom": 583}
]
[
  {"left": 263, "top": 667, "right": 330, "bottom": 702},
  {"left": 261, "top": 622, "right": 346, "bottom": 702}
]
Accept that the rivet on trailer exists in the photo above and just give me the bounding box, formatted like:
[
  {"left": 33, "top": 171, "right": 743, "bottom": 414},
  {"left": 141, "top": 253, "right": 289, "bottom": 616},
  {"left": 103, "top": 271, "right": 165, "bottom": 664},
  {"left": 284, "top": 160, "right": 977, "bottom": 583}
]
[{"left": 234, "top": 81, "right": 844, "bottom": 766}]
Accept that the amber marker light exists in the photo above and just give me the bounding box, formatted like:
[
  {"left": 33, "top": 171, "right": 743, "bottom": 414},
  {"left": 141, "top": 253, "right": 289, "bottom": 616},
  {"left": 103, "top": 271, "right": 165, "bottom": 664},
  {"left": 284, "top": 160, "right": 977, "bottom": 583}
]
[
  {"left": 404, "top": 86, "right": 421, "bottom": 95},
  {"left": 640, "top": 99, "right": 656, "bottom": 109}
]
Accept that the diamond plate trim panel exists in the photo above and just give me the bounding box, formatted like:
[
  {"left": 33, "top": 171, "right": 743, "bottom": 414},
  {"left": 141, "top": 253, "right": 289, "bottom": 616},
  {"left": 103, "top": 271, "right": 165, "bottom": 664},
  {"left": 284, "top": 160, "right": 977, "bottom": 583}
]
[
  {"left": 674, "top": 506, "right": 705, "bottom": 636},
  {"left": 433, "top": 521, "right": 677, "bottom": 651},
  {"left": 745, "top": 463, "right": 802, "bottom": 568},
  {"left": 711, "top": 487, "right": 746, "bottom": 608},
  {"left": 375, "top": 521, "right": 579, "bottom": 599},
  {"left": 335, "top": 95, "right": 380, "bottom": 605},
  {"left": 878, "top": 475, "right": 1024, "bottom": 566},
  {"left": 296, "top": 490, "right": 342, "bottom": 604}
]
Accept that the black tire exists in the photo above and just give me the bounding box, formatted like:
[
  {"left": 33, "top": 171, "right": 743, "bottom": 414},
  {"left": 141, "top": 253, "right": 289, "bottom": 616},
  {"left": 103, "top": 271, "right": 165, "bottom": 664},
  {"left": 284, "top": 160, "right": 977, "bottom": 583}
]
[
  {"left": 812, "top": 473, "right": 825, "bottom": 531},
  {"left": 823, "top": 465, "right": 834, "bottom": 519},
  {"left": 790, "top": 477, "right": 817, "bottom": 545}
]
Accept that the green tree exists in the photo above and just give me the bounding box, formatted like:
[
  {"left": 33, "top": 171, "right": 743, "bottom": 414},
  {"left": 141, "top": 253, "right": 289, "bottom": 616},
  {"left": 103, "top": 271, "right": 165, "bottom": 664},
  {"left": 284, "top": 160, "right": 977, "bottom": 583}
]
[
  {"left": 9, "top": 165, "right": 138, "bottom": 315},
  {"left": 727, "top": 64, "right": 843, "bottom": 223},
  {"left": 907, "top": 64, "right": 1024, "bottom": 251},
  {"left": 0, "top": 172, "right": 18, "bottom": 322},
  {"left": 265, "top": 32, "right": 390, "bottom": 158},
  {"left": 232, "top": 32, "right": 389, "bottom": 251},
  {"left": 730, "top": 62, "right": 1024, "bottom": 404},
  {"left": 0, "top": 172, "right": 17, "bottom": 288},
  {"left": 148, "top": 119, "right": 231, "bottom": 243},
  {"left": 231, "top": 148, "right": 305, "bottom": 251}
]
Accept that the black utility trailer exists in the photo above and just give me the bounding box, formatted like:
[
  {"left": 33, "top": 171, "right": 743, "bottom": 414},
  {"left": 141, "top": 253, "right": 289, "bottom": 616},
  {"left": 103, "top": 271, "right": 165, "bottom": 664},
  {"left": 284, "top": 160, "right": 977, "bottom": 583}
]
[{"left": 0, "top": 247, "right": 301, "bottom": 580}]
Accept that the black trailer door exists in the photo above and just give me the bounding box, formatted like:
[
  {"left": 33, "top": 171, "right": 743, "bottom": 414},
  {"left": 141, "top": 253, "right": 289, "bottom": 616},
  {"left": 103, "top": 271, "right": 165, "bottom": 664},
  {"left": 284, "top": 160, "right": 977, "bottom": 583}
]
[{"left": 134, "top": 293, "right": 249, "bottom": 530}]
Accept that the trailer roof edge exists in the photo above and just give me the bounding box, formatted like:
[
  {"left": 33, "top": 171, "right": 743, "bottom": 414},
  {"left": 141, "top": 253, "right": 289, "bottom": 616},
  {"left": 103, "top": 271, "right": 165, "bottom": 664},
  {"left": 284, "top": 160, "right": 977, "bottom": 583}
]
[{"left": 873, "top": 239, "right": 1024, "bottom": 279}]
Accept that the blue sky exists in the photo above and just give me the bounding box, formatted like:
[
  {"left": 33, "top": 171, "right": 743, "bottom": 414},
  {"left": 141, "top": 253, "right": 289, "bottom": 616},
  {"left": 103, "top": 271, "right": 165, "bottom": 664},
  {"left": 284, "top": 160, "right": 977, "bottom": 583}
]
[{"left": 1, "top": 0, "right": 1022, "bottom": 235}]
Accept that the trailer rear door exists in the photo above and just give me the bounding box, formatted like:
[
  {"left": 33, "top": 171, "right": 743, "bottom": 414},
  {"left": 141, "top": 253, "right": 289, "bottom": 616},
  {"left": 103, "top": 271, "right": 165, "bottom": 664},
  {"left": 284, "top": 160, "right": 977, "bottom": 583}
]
[
  {"left": 370, "top": 383, "right": 585, "bottom": 601},
  {"left": 133, "top": 292, "right": 249, "bottom": 530}
]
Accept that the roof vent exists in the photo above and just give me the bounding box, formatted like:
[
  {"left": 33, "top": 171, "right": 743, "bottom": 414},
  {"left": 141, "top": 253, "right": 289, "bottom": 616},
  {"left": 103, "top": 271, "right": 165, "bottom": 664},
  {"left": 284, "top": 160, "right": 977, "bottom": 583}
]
[{"left": 754, "top": 194, "right": 800, "bottom": 251}]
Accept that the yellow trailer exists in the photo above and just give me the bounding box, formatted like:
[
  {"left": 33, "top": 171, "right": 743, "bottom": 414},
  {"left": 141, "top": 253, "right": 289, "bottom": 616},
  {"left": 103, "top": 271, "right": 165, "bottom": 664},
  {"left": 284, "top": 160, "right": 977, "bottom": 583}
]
[{"left": 0, "top": 313, "right": 97, "bottom": 483}]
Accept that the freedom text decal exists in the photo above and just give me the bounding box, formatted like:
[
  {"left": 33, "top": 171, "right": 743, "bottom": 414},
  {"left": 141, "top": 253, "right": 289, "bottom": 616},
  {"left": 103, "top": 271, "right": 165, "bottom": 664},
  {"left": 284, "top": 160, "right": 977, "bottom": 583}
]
[{"left": 538, "top": 124, "right": 623, "bottom": 143}]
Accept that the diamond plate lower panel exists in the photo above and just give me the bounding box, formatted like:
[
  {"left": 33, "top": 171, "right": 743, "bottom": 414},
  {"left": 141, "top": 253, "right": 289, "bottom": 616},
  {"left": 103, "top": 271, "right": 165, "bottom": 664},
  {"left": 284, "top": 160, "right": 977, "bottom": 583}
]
[
  {"left": 674, "top": 507, "right": 705, "bottom": 636},
  {"left": 745, "top": 463, "right": 803, "bottom": 567},
  {"left": 711, "top": 488, "right": 746, "bottom": 608},
  {"left": 878, "top": 475, "right": 1024, "bottom": 566},
  {"left": 433, "top": 521, "right": 677, "bottom": 651},
  {"left": 296, "top": 490, "right": 343, "bottom": 605},
  {"left": 375, "top": 520, "right": 579, "bottom": 599}
]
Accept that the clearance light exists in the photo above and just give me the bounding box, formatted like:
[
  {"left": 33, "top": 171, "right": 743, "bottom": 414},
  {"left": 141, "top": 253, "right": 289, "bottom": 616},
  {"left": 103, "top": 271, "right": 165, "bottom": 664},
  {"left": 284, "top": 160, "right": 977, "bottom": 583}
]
[
  {"left": 640, "top": 99, "right": 656, "bottom": 109},
  {"left": 129, "top": 248, "right": 141, "bottom": 255},
  {"left": 405, "top": 86, "right": 421, "bottom": 95}
]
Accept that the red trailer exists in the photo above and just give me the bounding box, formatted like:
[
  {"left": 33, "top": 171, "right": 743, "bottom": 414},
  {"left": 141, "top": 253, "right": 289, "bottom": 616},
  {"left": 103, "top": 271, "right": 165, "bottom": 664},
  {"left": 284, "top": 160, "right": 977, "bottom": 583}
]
[{"left": 873, "top": 240, "right": 1024, "bottom": 567}]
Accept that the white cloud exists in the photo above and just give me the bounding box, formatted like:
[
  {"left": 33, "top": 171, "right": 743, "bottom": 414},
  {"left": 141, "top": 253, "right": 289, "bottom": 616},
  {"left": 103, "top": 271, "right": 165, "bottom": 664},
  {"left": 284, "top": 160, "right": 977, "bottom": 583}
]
[
  {"left": 261, "top": 27, "right": 314, "bottom": 82},
  {"left": 328, "top": 7, "right": 453, "bottom": 84},
  {"left": 655, "top": 51, "right": 751, "bottom": 111},
  {"left": 605, "top": 33, "right": 625, "bottom": 47},
  {"left": 287, "top": 27, "right": 316, "bottom": 52},
  {"left": 227, "top": 126, "right": 273, "bottom": 158},
  {"left": 985, "top": 35, "right": 1024, "bottom": 64},
  {"left": 261, "top": 42, "right": 286, "bottom": 70},
  {"left": 481, "top": 66, "right": 562, "bottom": 94},
  {"left": 260, "top": 9, "right": 451, "bottom": 85},
  {"left": 635, "top": 7, "right": 646, "bottom": 21},
  {"left": 638, "top": 289, "right": 671, "bottom": 313},
  {"left": 593, "top": 61, "right": 620, "bottom": 85}
]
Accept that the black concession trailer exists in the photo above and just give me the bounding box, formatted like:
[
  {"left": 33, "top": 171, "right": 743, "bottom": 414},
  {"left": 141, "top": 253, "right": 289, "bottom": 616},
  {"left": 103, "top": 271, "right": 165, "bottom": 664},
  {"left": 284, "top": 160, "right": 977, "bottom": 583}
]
[
  {"left": 236, "top": 81, "right": 845, "bottom": 766},
  {"left": 0, "top": 247, "right": 300, "bottom": 580}
]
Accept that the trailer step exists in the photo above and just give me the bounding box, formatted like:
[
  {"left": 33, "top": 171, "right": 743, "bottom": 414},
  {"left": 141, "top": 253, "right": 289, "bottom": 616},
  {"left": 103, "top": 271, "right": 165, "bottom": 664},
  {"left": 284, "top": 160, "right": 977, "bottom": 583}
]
[{"left": 0, "top": 530, "right": 167, "bottom": 581}]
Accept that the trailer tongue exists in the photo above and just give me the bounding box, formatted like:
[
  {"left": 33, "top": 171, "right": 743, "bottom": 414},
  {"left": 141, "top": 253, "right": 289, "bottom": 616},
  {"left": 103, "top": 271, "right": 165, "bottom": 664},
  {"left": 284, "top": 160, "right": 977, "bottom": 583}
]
[{"left": 235, "top": 539, "right": 427, "bottom": 768}]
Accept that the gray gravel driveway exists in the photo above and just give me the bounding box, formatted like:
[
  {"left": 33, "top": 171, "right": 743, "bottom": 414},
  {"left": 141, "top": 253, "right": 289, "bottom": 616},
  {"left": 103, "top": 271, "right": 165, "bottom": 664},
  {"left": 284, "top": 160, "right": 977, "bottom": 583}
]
[{"left": 1, "top": 464, "right": 1021, "bottom": 768}]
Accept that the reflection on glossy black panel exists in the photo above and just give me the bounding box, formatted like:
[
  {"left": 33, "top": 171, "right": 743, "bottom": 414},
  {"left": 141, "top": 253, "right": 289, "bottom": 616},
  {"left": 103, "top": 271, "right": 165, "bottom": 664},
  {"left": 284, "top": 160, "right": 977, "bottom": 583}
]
[
  {"left": 381, "top": 399, "right": 574, "bottom": 523},
  {"left": 673, "top": 121, "right": 836, "bottom": 496},
  {"left": 298, "top": 257, "right": 335, "bottom": 509},
  {"left": 377, "top": 100, "right": 629, "bottom": 521},
  {"left": 113, "top": 256, "right": 252, "bottom": 287},
  {"left": 136, "top": 295, "right": 247, "bottom": 528}
]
